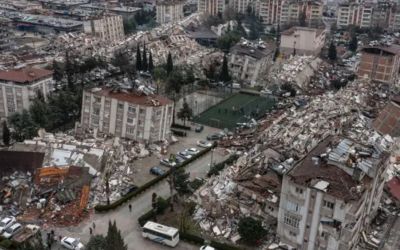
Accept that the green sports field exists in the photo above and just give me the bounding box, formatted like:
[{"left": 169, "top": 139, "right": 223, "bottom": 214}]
[{"left": 193, "top": 92, "right": 275, "bottom": 129}]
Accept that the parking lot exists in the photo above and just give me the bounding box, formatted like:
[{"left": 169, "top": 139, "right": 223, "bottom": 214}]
[{"left": 132, "top": 124, "right": 221, "bottom": 186}]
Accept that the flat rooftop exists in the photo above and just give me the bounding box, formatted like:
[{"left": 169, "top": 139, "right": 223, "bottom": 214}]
[
  {"left": 0, "top": 67, "right": 53, "bottom": 84},
  {"left": 3, "top": 11, "right": 83, "bottom": 28},
  {"left": 81, "top": 4, "right": 141, "bottom": 13}
]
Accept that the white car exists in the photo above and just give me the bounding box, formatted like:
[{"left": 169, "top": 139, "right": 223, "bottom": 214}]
[
  {"left": 200, "top": 246, "right": 215, "bottom": 250},
  {"left": 197, "top": 140, "right": 213, "bottom": 148},
  {"left": 185, "top": 148, "right": 200, "bottom": 155},
  {"left": 2, "top": 223, "right": 22, "bottom": 239},
  {"left": 61, "top": 237, "right": 84, "bottom": 250},
  {"left": 0, "top": 216, "right": 16, "bottom": 233},
  {"left": 178, "top": 151, "right": 192, "bottom": 160}
]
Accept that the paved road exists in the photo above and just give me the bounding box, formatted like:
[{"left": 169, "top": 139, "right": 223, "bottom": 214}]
[
  {"left": 382, "top": 214, "right": 400, "bottom": 250},
  {"left": 52, "top": 148, "right": 229, "bottom": 250}
]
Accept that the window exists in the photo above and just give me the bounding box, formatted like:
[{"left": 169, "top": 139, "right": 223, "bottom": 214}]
[
  {"left": 286, "top": 201, "right": 299, "bottom": 212},
  {"left": 139, "top": 108, "right": 145, "bottom": 114},
  {"left": 323, "top": 200, "right": 334, "bottom": 209},
  {"left": 284, "top": 212, "right": 300, "bottom": 228},
  {"left": 127, "top": 117, "right": 134, "bottom": 124},
  {"left": 128, "top": 105, "right": 136, "bottom": 113},
  {"left": 295, "top": 187, "right": 303, "bottom": 194},
  {"left": 143, "top": 228, "right": 173, "bottom": 240},
  {"left": 289, "top": 231, "right": 296, "bottom": 237}
]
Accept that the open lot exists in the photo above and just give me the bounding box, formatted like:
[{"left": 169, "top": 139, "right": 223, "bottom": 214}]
[{"left": 193, "top": 92, "right": 275, "bottom": 129}]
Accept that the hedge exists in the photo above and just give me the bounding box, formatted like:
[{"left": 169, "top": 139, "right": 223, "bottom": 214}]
[
  {"left": 171, "top": 129, "right": 187, "bottom": 137},
  {"left": 95, "top": 146, "right": 213, "bottom": 212},
  {"left": 207, "top": 154, "right": 239, "bottom": 177},
  {"left": 180, "top": 232, "right": 205, "bottom": 245},
  {"left": 171, "top": 123, "right": 191, "bottom": 130}
]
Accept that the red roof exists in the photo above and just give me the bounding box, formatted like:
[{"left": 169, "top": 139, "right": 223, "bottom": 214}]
[
  {"left": 387, "top": 176, "right": 400, "bottom": 201},
  {"left": 91, "top": 87, "right": 173, "bottom": 107},
  {"left": 0, "top": 67, "right": 53, "bottom": 84}
]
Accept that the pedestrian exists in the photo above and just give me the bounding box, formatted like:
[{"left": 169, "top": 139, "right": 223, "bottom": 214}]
[
  {"left": 89, "top": 227, "right": 92, "bottom": 235},
  {"left": 59, "top": 235, "right": 62, "bottom": 241},
  {"left": 129, "top": 204, "right": 132, "bottom": 212},
  {"left": 92, "top": 222, "right": 96, "bottom": 229}
]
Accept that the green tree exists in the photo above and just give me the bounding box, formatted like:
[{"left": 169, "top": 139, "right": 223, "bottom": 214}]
[
  {"left": 9, "top": 110, "right": 38, "bottom": 142},
  {"left": 142, "top": 44, "right": 148, "bottom": 72},
  {"left": 112, "top": 51, "right": 131, "bottom": 74},
  {"left": 105, "top": 221, "right": 127, "bottom": 250},
  {"left": 173, "top": 168, "right": 190, "bottom": 196},
  {"left": 328, "top": 41, "right": 337, "bottom": 61},
  {"left": 52, "top": 60, "right": 64, "bottom": 82},
  {"left": 185, "top": 68, "right": 195, "bottom": 85},
  {"left": 273, "top": 47, "right": 280, "bottom": 62},
  {"left": 166, "top": 52, "right": 173, "bottom": 75},
  {"left": 177, "top": 99, "right": 193, "bottom": 125},
  {"left": 29, "top": 96, "right": 49, "bottom": 129},
  {"left": 123, "top": 17, "right": 136, "bottom": 34},
  {"left": 238, "top": 217, "right": 266, "bottom": 244},
  {"left": 136, "top": 45, "right": 142, "bottom": 71},
  {"left": 217, "top": 31, "right": 241, "bottom": 52},
  {"left": 219, "top": 55, "right": 231, "bottom": 83},
  {"left": 86, "top": 235, "right": 106, "bottom": 250},
  {"left": 348, "top": 33, "right": 358, "bottom": 52},
  {"left": 2, "top": 121, "right": 10, "bottom": 146},
  {"left": 248, "top": 12, "right": 263, "bottom": 40},
  {"left": 148, "top": 51, "right": 154, "bottom": 73},
  {"left": 166, "top": 70, "right": 183, "bottom": 94},
  {"left": 65, "top": 51, "right": 75, "bottom": 91}
]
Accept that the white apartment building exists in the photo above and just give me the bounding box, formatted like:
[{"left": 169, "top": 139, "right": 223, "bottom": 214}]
[
  {"left": 84, "top": 15, "right": 125, "bottom": 42},
  {"left": 80, "top": 87, "right": 173, "bottom": 142},
  {"left": 229, "top": 39, "right": 274, "bottom": 85},
  {"left": 0, "top": 67, "right": 54, "bottom": 118},
  {"left": 197, "top": 0, "right": 226, "bottom": 16},
  {"left": 277, "top": 136, "right": 389, "bottom": 250},
  {"left": 337, "top": 2, "right": 373, "bottom": 29},
  {"left": 280, "top": 26, "right": 326, "bottom": 56},
  {"left": 156, "top": 0, "right": 184, "bottom": 24}
]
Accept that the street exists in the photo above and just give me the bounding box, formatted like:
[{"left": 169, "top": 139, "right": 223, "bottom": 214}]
[{"left": 52, "top": 147, "right": 229, "bottom": 250}]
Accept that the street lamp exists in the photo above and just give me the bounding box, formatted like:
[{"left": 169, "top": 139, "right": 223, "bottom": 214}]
[{"left": 209, "top": 148, "right": 215, "bottom": 171}]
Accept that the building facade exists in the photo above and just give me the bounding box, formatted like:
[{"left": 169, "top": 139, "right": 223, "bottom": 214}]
[
  {"left": 357, "top": 45, "right": 400, "bottom": 84},
  {"left": 280, "top": 26, "right": 326, "bottom": 56},
  {"left": 84, "top": 15, "right": 125, "bottom": 42},
  {"left": 277, "top": 136, "right": 389, "bottom": 250},
  {"left": 337, "top": 2, "right": 373, "bottom": 29},
  {"left": 156, "top": 0, "right": 185, "bottom": 24},
  {"left": 197, "top": 0, "right": 226, "bottom": 16},
  {"left": 229, "top": 39, "right": 274, "bottom": 85},
  {"left": 80, "top": 87, "right": 173, "bottom": 142},
  {"left": 0, "top": 67, "right": 54, "bottom": 118}
]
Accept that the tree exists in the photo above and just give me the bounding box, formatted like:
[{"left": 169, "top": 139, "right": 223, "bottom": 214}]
[
  {"left": 299, "top": 9, "right": 307, "bottom": 27},
  {"left": 2, "top": 121, "right": 10, "bottom": 146},
  {"left": 86, "top": 235, "right": 106, "bottom": 250},
  {"left": 166, "top": 70, "right": 184, "bottom": 94},
  {"left": 177, "top": 99, "right": 193, "bottom": 125},
  {"left": 328, "top": 41, "right": 337, "bottom": 61},
  {"left": 123, "top": 18, "right": 136, "bottom": 34},
  {"left": 219, "top": 55, "right": 231, "bottom": 83},
  {"left": 142, "top": 44, "right": 148, "bottom": 72},
  {"left": 238, "top": 217, "right": 266, "bottom": 244},
  {"left": 29, "top": 97, "right": 49, "bottom": 129},
  {"left": 136, "top": 45, "right": 142, "bottom": 71},
  {"left": 65, "top": 51, "right": 75, "bottom": 91},
  {"left": 9, "top": 110, "right": 38, "bottom": 142},
  {"left": 105, "top": 221, "right": 127, "bottom": 250},
  {"left": 273, "top": 47, "right": 280, "bottom": 62},
  {"left": 52, "top": 60, "right": 64, "bottom": 82},
  {"left": 166, "top": 52, "right": 173, "bottom": 75},
  {"left": 348, "top": 33, "right": 358, "bottom": 52},
  {"left": 148, "top": 51, "right": 154, "bottom": 73},
  {"left": 153, "top": 66, "right": 167, "bottom": 93},
  {"left": 173, "top": 168, "right": 190, "bottom": 196}
]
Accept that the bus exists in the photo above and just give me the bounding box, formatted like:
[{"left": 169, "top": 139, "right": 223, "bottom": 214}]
[{"left": 142, "top": 221, "right": 179, "bottom": 247}]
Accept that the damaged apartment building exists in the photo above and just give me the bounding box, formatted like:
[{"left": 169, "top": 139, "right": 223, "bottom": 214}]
[
  {"left": 80, "top": 85, "right": 173, "bottom": 142},
  {"left": 277, "top": 136, "right": 389, "bottom": 249}
]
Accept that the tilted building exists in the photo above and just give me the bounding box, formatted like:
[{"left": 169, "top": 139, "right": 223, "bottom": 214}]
[
  {"left": 0, "top": 67, "right": 54, "bottom": 118},
  {"left": 280, "top": 26, "right": 326, "bottom": 56},
  {"left": 277, "top": 136, "right": 390, "bottom": 249},
  {"left": 80, "top": 87, "right": 173, "bottom": 142},
  {"left": 83, "top": 15, "right": 125, "bottom": 42}
]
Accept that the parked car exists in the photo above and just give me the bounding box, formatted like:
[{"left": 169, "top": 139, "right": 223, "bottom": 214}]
[
  {"left": 178, "top": 151, "right": 193, "bottom": 160},
  {"left": 61, "top": 237, "right": 84, "bottom": 250},
  {"left": 2, "top": 223, "right": 22, "bottom": 239},
  {"left": 160, "top": 159, "right": 177, "bottom": 167},
  {"left": 120, "top": 185, "right": 138, "bottom": 196},
  {"left": 207, "top": 133, "right": 222, "bottom": 140},
  {"left": 150, "top": 167, "right": 165, "bottom": 176},
  {"left": 197, "top": 140, "right": 213, "bottom": 148},
  {"left": 0, "top": 216, "right": 16, "bottom": 233},
  {"left": 185, "top": 148, "right": 200, "bottom": 155},
  {"left": 175, "top": 155, "right": 186, "bottom": 164},
  {"left": 195, "top": 125, "right": 204, "bottom": 133},
  {"left": 200, "top": 246, "right": 215, "bottom": 250}
]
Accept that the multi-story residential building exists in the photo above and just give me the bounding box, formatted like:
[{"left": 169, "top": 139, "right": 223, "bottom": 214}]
[
  {"left": 229, "top": 39, "right": 274, "bottom": 85},
  {"left": 83, "top": 15, "right": 125, "bottom": 42},
  {"left": 80, "top": 87, "right": 173, "bottom": 142},
  {"left": 280, "top": 26, "right": 326, "bottom": 56},
  {"left": 197, "top": 0, "right": 226, "bottom": 16},
  {"left": 0, "top": 67, "right": 54, "bottom": 118},
  {"left": 156, "top": 0, "right": 185, "bottom": 24},
  {"left": 257, "top": 0, "right": 282, "bottom": 27},
  {"left": 278, "top": 0, "right": 323, "bottom": 27},
  {"left": 337, "top": 2, "right": 373, "bottom": 29},
  {"left": 277, "top": 136, "right": 390, "bottom": 250},
  {"left": 357, "top": 44, "right": 400, "bottom": 84},
  {"left": 388, "top": 5, "right": 400, "bottom": 31}
]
